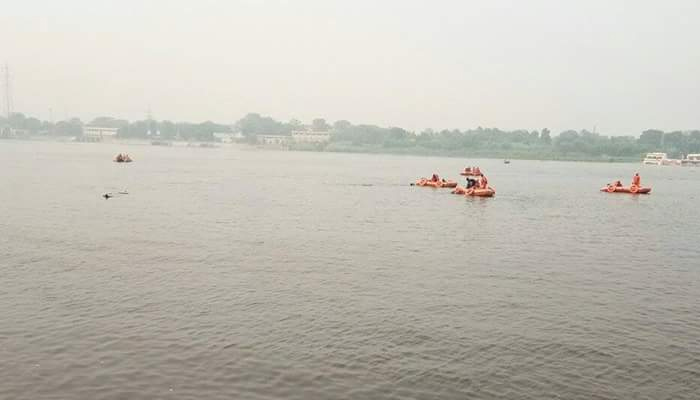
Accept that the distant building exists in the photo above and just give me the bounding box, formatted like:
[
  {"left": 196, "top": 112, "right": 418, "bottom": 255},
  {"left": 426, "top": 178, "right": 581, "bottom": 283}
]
[
  {"left": 213, "top": 132, "right": 244, "bottom": 143},
  {"left": 291, "top": 129, "right": 330, "bottom": 143},
  {"left": 1, "top": 125, "right": 16, "bottom": 138},
  {"left": 257, "top": 135, "right": 291, "bottom": 146},
  {"left": 83, "top": 126, "right": 119, "bottom": 141}
]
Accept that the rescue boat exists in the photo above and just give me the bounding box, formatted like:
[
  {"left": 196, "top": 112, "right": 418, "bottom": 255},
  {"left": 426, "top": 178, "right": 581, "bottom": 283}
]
[
  {"left": 600, "top": 184, "right": 651, "bottom": 194},
  {"left": 451, "top": 185, "right": 468, "bottom": 194},
  {"left": 114, "top": 154, "right": 133, "bottom": 163},
  {"left": 466, "top": 187, "right": 495, "bottom": 197},
  {"left": 451, "top": 185, "right": 495, "bottom": 197},
  {"left": 415, "top": 178, "right": 458, "bottom": 188},
  {"left": 460, "top": 167, "right": 482, "bottom": 176}
]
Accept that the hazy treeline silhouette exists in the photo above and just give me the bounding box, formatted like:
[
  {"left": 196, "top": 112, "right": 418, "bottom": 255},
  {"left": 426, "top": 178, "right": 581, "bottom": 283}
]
[
  {"left": 0, "top": 114, "right": 231, "bottom": 142},
  {"left": 329, "top": 125, "right": 700, "bottom": 160},
  {"left": 3, "top": 112, "right": 700, "bottom": 160},
  {"left": 232, "top": 113, "right": 700, "bottom": 160}
]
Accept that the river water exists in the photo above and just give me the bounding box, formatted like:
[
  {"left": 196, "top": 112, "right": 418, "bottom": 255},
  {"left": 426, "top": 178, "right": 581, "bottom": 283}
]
[{"left": 1, "top": 141, "right": 699, "bottom": 399}]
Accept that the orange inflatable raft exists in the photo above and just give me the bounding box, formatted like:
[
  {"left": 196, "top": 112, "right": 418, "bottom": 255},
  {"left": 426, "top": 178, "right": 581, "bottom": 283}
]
[
  {"left": 600, "top": 184, "right": 651, "bottom": 194},
  {"left": 460, "top": 167, "right": 482, "bottom": 177},
  {"left": 452, "top": 185, "right": 495, "bottom": 197},
  {"left": 415, "top": 178, "right": 458, "bottom": 188}
]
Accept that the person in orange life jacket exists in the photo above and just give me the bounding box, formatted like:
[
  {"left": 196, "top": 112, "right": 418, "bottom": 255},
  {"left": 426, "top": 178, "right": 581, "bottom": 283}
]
[
  {"left": 479, "top": 173, "right": 488, "bottom": 189},
  {"left": 632, "top": 173, "right": 641, "bottom": 187}
]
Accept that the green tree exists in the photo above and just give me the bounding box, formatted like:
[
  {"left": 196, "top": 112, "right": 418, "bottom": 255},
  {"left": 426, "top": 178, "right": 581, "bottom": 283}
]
[
  {"left": 333, "top": 120, "right": 352, "bottom": 131},
  {"left": 90, "top": 116, "right": 123, "bottom": 127},
  {"left": 54, "top": 118, "right": 83, "bottom": 136},
  {"left": 159, "top": 120, "right": 177, "bottom": 139},
  {"left": 540, "top": 128, "right": 552, "bottom": 144},
  {"left": 312, "top": 118, "right": 330, "bottom": 131},
  {"left": 687, "top": 131, "right": 700, "bottom": 153},
  {"left": 8, "top": 112, "right": 27, "bottom": 129},
  {"left": 235, "top": 113, "right": 288, "bottom": 140},
  {"left": 288, "top": 118, "right": 302, "bottom": 129},
  {"left": 25, "top": 117, "right": 42, "bottom": 133},
  {"left": 639, "top": 129, "right": 664, "bottom": 147},
  {"left": 664, "top": 131, "right": 686, "bottom": 156}
]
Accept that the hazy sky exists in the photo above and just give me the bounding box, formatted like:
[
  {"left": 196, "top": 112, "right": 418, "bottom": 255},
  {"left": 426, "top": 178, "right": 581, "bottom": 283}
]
[{"left": 2, "top": 0, "right": 699, "bottom": 134}]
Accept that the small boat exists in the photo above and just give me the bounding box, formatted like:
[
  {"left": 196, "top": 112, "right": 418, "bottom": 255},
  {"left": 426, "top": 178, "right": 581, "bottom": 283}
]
[
  {"left": 643, "top": 152, "right": 667, "bottom": 165},
  {"left": 113, "top": 154, "right": 133, "bottom": 163},
  {"left": 504, "top": 159, "right": 510, "bottom": 164},
  {"left": 453, "top": 185, "right": 495, "bottom": 197},
  {"left": 600, "top": 184, "right": 651, "bottom": 194},
  {"left": 414, "top": 178, "right": 458, "bottom": 188},
  {"left": 468, "top": 187, "right": 495, "bottom": 197},
  {"left": 452, "top": 185, "right": 468, "bottom": 194},
  {"left": 681, "top": 154, "right": 700, "bottom": 167},
  {"left": 642, "top": 152, "right": 679, "bottom": 166},
  {"left": 456, "top": 167, "right": 494, "bottom": 196}
]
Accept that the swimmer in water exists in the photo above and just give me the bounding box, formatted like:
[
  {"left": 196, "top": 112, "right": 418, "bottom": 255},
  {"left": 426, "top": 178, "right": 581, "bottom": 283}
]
[{"left": 103, "top": 193, "right": 112, "bottom": 199}]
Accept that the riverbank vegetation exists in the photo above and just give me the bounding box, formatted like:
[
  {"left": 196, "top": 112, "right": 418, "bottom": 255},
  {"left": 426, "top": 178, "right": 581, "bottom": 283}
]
[{"left": 3, "top": 112, "right": 700, "bottom": 161}]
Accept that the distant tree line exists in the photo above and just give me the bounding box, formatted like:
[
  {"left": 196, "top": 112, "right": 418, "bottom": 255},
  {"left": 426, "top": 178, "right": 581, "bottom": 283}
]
[
  {"left": 1, "top": 113, "right": 231, "bottom": 142},
  {"left": 3, "top": 112, "right": 700, "bottom": 160},
  {"left": 234, "top": 113, "right": 700, "bottom": 160},
  {"left": 234, "top": 113, "right": 330, "bottom": 143}
]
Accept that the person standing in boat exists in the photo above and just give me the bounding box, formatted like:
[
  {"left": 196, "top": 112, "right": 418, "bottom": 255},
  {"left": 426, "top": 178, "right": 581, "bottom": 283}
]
[
  {"left": 479, "top": 173, "right": 488, "bottom": 189},
  {"left": 632, "top": 173, "right": 641, "bottom": 187}
]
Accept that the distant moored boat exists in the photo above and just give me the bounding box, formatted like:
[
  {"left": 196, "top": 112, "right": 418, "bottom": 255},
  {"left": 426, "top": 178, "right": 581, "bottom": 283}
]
[{"left": 681, "top": 154, "right": 700, "bottom": 167}]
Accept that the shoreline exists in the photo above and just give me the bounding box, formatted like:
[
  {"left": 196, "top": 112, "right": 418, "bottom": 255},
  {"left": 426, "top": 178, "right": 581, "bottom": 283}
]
[
  {"left": 315, "top": 145, "right": 640, "bottom": 163},
  {"left": 2, "top": 135, "right": 642, "bottom": 163}
]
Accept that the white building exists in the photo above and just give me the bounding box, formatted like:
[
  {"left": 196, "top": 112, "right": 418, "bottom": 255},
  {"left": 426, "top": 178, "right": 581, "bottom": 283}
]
[
  {"left": 213, "top": 132, "right": 244, "bottom": 143},
  {"left": 1, "top": 125, "right": 17, "bottom": 138},
  {"left": 291, "top": 130, "right": 330, "bottom": 143},
  {"left": 258, "top": 135, "right": 291, "bottom": 145},
  {"left": 83, "top": 126, "right": 119, "bottom": 141}
]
